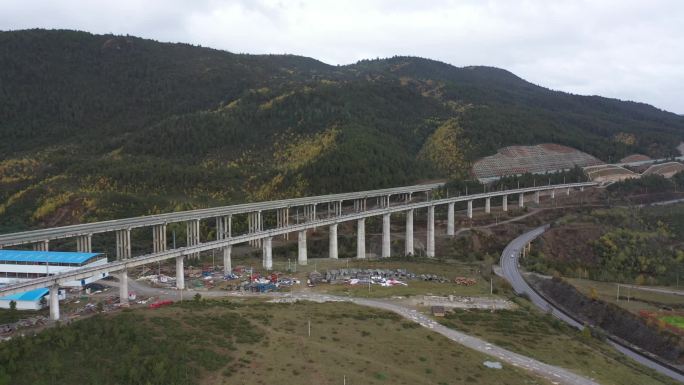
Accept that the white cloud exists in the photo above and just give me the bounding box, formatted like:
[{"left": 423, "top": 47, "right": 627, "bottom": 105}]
[{"left": 2, "top": 0, "right": 683, "bottom": 113}]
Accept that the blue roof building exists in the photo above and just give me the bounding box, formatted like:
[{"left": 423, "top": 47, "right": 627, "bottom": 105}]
[
  {"left": 0, "top": 288, "right": 49, "bottom": 310},
  {"left": 0, "top": 250, "right": 102, "bottom": 265},
  {"left": 0, "top": 250, "right": 109, "bottom": 288}
]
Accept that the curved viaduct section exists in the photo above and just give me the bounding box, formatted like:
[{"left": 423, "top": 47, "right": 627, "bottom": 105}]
[{"left": 0, "top": 181, "right": 595, "bottom": 320}]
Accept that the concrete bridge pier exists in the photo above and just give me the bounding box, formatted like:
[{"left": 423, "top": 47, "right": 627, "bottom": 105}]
[
  {"left": 176, "top": 255, "right": 185, "bottom": 290},
  {"left": 447, "top": 203, "right": 455, "bottom": 236},
  {"left": 329, "top": 224, "right": 338, "bottom": 259},
  {"left": 152, "top": 224, "right": 166, "bottom": 253},
  {"left": 49, "top": 285, "right": 60, "bottom": 321},
  {"left": 277, "top": 209, "right": 288, "bottom": 240},
  {"left": 405, "top": 209, "right": 414, "bottom": 256},
  {"left": 503, "top": 195, "right": 508, "bottom": 212},
  {"left": 115, "top": 229, "right": 131, "bottom": 260},
  {"left": 222, "top": 245, "right": 232, "bottom": 274},
  {"left": 119, "top": 269, "right": 129, "bottom": 306},
  {"left": 567, "top": 187, "right": 571, "bottom": 195},
  {"left": 519, "top": 193, "right": 524, "bottom": 208},
  {"left": 262, "top": 237, "right": 273, "bottom": 270},
  {"left": 534, "top": 191, "right": 540, "bottom": 204},
  {"left": 76, "top": 234, "right": 92, "bottom": 253},
  {"left": 356, "top": 219, "right": 366, "bottom": 259},
  {"left": 247, "top": 211, "right": 263, "bottom": 247},
  {"left": 427, "top": 206, "right": 435, "bottom": 257},
  {"left": 33, "top": 240, "right": 49, "bottom": 252},
  {"left": 298, "top": 230, "right": 307, "bottom": 265},
  {"left": 382, "top": 213, "right": 391, "bottom": 258},
  {"left": 186, "top": 219, "right": 200, "bottom": 257},
  {"left": 467, "top": 200, "right": 473, "bottom": 219},
  {"left": 216, "top": 215, "right": 232, "bottom": 240},
  {"left": 485, "top": 197, "right": 491, "bottom": 214}
]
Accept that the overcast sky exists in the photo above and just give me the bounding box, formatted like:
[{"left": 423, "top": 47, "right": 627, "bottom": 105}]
[{"left": 3, "top": 0, "right": 683, "bottom": 113}]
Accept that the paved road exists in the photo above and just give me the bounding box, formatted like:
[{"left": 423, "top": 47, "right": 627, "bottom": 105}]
[{"left": 498, "top": 226, "right": 684, "bottom": 383}]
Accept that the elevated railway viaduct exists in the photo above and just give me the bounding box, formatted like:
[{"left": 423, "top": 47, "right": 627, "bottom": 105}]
[{"left": 0, "top": 182, "right": 595, "bottom": 320}]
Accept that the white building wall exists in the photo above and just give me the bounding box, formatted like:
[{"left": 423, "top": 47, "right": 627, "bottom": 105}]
[
  {"left": 0, "top": 299, "right": 43, "bottom": 310},
  {"left": 0, "top": 258, "right": 109, "bottom": 287}
]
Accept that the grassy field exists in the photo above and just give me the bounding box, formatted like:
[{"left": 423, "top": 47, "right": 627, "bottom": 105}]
[
  {"left": 0, "top": 298, "right": 551, "bottom": 385},
  {"left": 436, "top": 300, "right": 681, "bottom": 385},
  {"left": 565, "top": 278, "right": 684, "bottom": 313},
  {"left": 661, "top": 315, "right": 684, "bottom": 330}
]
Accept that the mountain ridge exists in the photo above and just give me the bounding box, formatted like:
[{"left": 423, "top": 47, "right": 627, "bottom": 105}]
[{"left": 0, "top": 29, "right": 682, "bottom": 231}]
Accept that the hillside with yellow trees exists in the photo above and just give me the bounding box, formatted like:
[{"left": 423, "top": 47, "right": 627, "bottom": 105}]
[{"left": 1, "top": 29, "right": 683, "bottom": 231}]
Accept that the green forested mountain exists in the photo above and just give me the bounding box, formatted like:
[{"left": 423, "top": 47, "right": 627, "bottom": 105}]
[{"left": 1, "top": 29, "right": 683, "bottom": 231}]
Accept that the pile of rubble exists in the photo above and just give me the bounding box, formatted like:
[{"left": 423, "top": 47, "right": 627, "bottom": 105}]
[
  {"left": 0, "top": 316, "right": 48, "bottom": 338},
  {"left": 454, "top": 277, "right": 477, "bottom": 286}
]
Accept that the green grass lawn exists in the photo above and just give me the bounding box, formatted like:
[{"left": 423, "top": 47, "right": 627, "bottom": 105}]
[
  {"left": 436, "top": 300, "right": 681, "bottom": 385},
  {"left": 660, "top": 315, "right": 684, "bottom": 330},
  {"left": 0, "top": 298, "right": 551, "bottom": 385}
]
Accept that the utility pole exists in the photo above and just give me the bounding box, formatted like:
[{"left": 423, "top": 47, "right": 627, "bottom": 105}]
[{"left": 308, "top": 319, "right": 311, "bottom": 337}]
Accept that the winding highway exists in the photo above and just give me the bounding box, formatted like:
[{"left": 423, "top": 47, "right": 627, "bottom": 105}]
[{"left": 498, "top": 226, "right": 684, "bottom": 383}]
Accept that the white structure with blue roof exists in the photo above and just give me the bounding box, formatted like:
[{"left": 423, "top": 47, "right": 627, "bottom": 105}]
[
  {"left": 0, "top": 250, "right": 108, "bottom": 287},
  {"left": 0, "top": 288, "right": 50, "bottom": 310}
]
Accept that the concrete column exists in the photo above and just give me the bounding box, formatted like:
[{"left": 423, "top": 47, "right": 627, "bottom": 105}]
[
  {"left": 503, "top": 195, "right": 508, "bottom": 212},
  {"left": 33, "top": 240, "right": 49, "bottom": 251},
  {"left": 176, "top": 255, "right": 185, "bottom": 290},
  {"left": 282, "top": 209, "right": 288, "bottom": 240},
  {"left": 216, "top": 216, "right": 231, "bottom": 240},
  {"left": 382, "top": 213, "right": 391, "bottom": 258},
  {"left": 551, "top": 189, "right": 555, "bottom": 199},
  {"left": 566, "top": 187, "right": 570, "bottom": 196},
  {"left": 119, "top": 269, "right": 129, "bottom": 306},
  {"left": 222, "top": 245, "right": 232, "bottom": 274},
  {"left": 152, "top": 224, "right": 166, "bottom": 253},
  {"left": 262, "top": 237, "right": 273, "bottom": 270},
  {"left": 257, "top": 211, "right": 263, "bottom": 246},
  {"left": 405, "top": 209, "right": 414, "bottom": 256},
  {"left": 186, "top": 219, "right": 200, "bottom": 258},
  {"left": 329, "top": 224, "right": 338, "bottom": 259},
  {"left": 485, "top": 197, "right": 491, "bottom": 214},
  {"left": 49, "top": 285, "right": 60, "bottom": 321},
  {"left": 580, "top": 186, "right": 584, "bottom": 192},
  {"left": 467, "top": 200, "right": 473, "bottom": 219},
  {"left": 116, "top": 229, "right": 131, "bottom": 260},
  {"left": 519, "top": 193, "right": 524, "bottom": 208},
  {"left": 427, "top": 206, "right": 435, "bottom": 257},
  {"left": 447, "top": 203, "right": 455, "bottom": 236},
  {"left": 298, "top": 230, "right": 308, "bottom": 265},
  {"left": 534, "top": 191, "right": 540, "bottom": 204},
  {"left": 357, "top": 219, "right": 366, "bottom": 259},
  {"left": 76, "top": 234, "right": 92, "bottom": 253}
]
